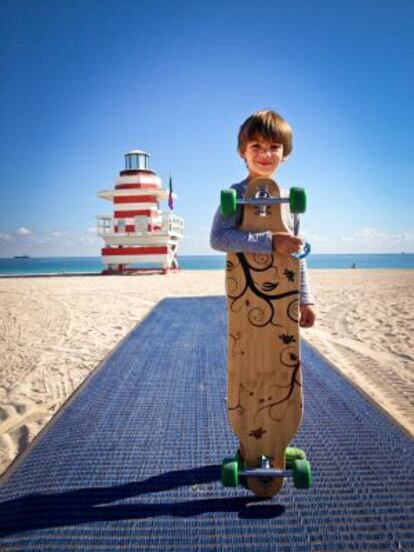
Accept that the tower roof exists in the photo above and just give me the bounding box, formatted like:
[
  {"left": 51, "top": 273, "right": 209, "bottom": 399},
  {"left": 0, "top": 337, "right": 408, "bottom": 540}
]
[{"left": 126, "top": 149, "right": 150, "bottom": 157}]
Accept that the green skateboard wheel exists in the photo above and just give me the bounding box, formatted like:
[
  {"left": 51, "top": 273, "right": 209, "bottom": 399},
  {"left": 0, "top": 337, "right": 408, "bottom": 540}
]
[
  {"left": 221, "top": 458, "right": 239, "bottom": 487},
  {"left": 221, "top": 189, "right": 237, "bottom": 217},
  {"left": 292, "top": 459, "right": 312, "bottom": 489},
  {"left": 290, "top": 187, "right": 307, "bottom": 214}
]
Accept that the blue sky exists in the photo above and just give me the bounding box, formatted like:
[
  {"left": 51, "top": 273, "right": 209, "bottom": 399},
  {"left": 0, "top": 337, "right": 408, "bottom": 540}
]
[{"left": 0, "top": 0, "right": 413, "bottom": 256}]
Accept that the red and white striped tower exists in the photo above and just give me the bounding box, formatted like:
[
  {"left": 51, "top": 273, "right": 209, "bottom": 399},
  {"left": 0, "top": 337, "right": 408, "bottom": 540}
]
[{"left": 97, "top": 150, "right": 184, "bottom": 274}]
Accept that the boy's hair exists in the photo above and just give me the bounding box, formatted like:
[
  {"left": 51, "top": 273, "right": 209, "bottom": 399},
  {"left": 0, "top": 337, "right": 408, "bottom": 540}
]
[{"left": 238, "top": 110, "right": 293, "bottom": 157}]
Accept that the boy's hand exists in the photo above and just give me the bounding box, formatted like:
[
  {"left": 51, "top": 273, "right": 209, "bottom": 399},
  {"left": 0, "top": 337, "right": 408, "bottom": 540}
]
[
  {"left": 272, "top": 232, "right": 303, "bottom": 256},
  {"left": 299, "top": 305, "right": 316, "bottom": 328}
]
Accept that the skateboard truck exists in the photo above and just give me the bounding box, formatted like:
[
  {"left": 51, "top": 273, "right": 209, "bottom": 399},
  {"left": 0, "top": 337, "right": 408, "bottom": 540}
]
[
  {"left": 241, "top": 455, "right": 289, "bottom": 479},
  {"left": 255, "top": 186, "right": 271, "bottom": 217},
  {"left": 222, "top": 453, "right": 312, "bottom": 490},
  {"left": 220, "top": 186, "right": 311, "bottom": 259},
  {"left": 221, "top": 187, "right": 307, "bottom": 216}
]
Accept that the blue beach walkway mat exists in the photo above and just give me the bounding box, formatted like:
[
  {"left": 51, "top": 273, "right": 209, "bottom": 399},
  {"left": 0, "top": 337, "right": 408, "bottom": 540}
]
[{"left": 0, "top": 297, "right": 413, "bottom": 551}]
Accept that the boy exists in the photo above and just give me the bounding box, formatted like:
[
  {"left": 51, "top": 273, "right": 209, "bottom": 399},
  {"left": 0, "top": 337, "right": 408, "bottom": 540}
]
[{"left": 210, "top": 109, "right": 315, "bottom": 327}]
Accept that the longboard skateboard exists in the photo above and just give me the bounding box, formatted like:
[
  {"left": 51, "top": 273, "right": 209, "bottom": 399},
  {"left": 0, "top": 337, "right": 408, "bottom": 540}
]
[{"left": 220, "top": 177, "right": 311, "bottom": 498}]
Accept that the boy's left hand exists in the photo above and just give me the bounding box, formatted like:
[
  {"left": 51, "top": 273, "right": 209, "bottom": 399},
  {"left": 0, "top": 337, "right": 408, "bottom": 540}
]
[{"left": 299, "top": 304, "right": 316, "bottom": 328}]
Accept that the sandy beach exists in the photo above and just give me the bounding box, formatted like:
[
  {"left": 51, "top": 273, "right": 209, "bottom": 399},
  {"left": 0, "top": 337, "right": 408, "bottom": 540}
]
[{"left": 0, "top": 269, "right": 413, "bottom": 476}]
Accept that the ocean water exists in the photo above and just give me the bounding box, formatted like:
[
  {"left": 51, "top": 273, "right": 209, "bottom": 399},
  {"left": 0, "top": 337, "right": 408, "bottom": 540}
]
[{"left": 0, "top": 254, "right": 413, "bottom": 276}]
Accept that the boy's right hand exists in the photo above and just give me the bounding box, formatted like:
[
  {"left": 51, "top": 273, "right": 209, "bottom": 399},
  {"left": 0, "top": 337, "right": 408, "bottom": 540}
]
[{"left": 272, "top": 232, "right": 303, "bottom": 256}]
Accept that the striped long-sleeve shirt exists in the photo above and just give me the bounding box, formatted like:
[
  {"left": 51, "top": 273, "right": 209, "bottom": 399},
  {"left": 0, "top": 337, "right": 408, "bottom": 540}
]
[{"left": 210, "top": 179, "right": 314, "bottom": 305}]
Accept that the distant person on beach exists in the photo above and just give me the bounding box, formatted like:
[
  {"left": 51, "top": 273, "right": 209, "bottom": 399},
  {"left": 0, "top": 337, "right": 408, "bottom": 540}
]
[{"left": 210, "top": 109, "right": 315, "bottom": 328}]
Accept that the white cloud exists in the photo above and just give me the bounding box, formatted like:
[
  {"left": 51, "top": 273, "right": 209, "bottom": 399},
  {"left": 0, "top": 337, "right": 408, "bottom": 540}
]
[
  {"left": 298, "top": 225, "right": 414, "bottom": 254},
  {"left": 302, "top": 232, "right": 330, "bottom": 244},
  {"left": 79, "top": 235, "right": 99, "bottom": 244},
  {"left": 342, "top": 227, "right": 414, "bottom": 245},
  {"left": 0, "top": 226, "right": 102, "bottom": 257},
  {"left": 16, "top": 227, "right": 32, "bottom": 236},
  {"left": 318, "top": 227, "right": 414, "bottom": 253}
]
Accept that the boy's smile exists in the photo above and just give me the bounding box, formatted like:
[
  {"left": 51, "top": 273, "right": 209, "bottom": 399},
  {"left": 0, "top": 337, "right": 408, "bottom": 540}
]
[{"left": 240, "top": 137, "right": 286, "bottom": 179}]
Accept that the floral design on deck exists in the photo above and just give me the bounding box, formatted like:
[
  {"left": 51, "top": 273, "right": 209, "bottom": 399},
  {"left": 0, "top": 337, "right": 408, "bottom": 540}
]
[
  {"left": 226, "top": 253, "right": 298, "bottom": 328},
  {"left": 226, "top": 251, "right": 302, "bottom": 440}
]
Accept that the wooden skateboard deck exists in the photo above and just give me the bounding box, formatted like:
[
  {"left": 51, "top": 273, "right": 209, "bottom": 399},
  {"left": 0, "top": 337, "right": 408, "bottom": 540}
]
[{"left": 225, "top": 177, "right": 303, "bottom": 498}]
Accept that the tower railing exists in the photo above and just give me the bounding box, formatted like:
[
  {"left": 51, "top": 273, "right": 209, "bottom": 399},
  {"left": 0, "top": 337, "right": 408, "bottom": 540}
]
[
  {"left": 160, "top": 213, "right": 185, "bottom": 237},
  {"left": 97, "top": 213, "right": 184, "bottom": 238}
]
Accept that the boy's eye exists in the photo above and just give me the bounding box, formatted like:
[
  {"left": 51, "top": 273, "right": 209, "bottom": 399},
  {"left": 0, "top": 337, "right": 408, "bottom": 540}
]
[{"left": 249, "top": 142, "right": 282, "bottom": 151}]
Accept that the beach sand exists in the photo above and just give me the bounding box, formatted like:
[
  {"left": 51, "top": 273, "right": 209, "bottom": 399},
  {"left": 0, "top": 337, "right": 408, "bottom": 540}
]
[{"left": 0, "top": 269, "right": 413, "bottom": 475}]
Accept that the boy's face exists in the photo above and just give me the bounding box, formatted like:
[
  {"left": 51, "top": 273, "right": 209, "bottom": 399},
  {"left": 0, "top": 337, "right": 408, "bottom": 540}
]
[{"left": 240, "top": 136, "right": 286, "bottom": 179}]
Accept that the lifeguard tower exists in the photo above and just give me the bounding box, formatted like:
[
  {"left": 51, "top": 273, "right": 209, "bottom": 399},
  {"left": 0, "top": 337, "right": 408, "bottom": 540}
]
[{"left": 97, "top": 150, "right": 184, "bottom": 274}]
